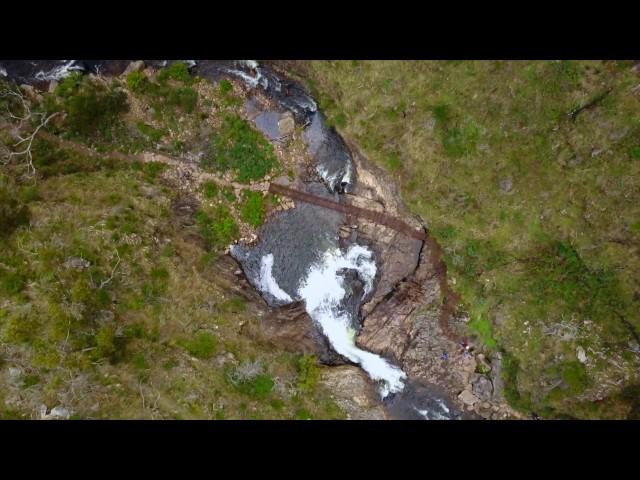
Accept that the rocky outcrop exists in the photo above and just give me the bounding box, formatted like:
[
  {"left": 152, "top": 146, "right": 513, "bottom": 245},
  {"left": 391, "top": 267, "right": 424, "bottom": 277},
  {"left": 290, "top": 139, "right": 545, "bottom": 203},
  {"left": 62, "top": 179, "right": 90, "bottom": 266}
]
[{"left": 319, "top": 366, "right": 387, "bottom": 420}]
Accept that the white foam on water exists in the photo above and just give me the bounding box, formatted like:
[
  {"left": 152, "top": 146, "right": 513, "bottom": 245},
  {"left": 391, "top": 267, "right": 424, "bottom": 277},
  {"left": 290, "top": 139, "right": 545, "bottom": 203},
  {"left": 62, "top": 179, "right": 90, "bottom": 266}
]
[
  {"left": 414, "top": 406, "right": 448, "bottom": 420},
  {"left": 35, "top": 60, "right": 84, "bottom": 81},
  {"left": 297, "top": 244, "right": 406, "bottom": 397},
  {"left": 436, "top": 398, "right": 450, "bottom": 414},
  {"left": 259, "top": 253, "right": 293, "bottom": 302},
  {"left": 0, "top": 67, "right": 7, "bottom": 78},
  {"left": 226, "top": 60, "right": 268, "bottom": 89},
  {"left": 316, "top": 165, "right": 340, "bottom": 191}
]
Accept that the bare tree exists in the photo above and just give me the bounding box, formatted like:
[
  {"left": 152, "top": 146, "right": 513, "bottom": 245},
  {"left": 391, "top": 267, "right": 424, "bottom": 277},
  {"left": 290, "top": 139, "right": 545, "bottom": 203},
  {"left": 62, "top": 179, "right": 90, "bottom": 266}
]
[{"left": 1, "top": 87, "right": 60, "bottom": 177}]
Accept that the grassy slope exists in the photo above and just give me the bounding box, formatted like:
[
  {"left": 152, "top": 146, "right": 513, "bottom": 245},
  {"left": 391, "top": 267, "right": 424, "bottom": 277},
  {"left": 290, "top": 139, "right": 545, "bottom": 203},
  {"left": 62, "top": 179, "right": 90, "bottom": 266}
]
[
  {"left": 289, "top": 60, "right": 640, "bottom": 418},
  {"left": 0, "top": 65, "right": 343, "bottom": 420}
]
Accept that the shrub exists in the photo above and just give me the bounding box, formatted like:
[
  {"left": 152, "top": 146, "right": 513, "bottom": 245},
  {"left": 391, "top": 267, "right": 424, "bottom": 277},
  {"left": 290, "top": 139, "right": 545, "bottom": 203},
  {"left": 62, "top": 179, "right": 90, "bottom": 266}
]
[
  {"left": 219, "top": 79, "right": 233, "bottom": 94},
  {"left": 126, "top": 71, "right": 148, "bottom": 93},
  {"left": 55, "top": 72, "right": 83, "bottom": 98},
  {"left": 61, "top": 80, "right": 129, "bottom": 138},
  {"left": 166, "top": 86, "right": 198, "bottom": 113},
  {"left": 157, "top": 61, "right": 192, "bottom": 84}
]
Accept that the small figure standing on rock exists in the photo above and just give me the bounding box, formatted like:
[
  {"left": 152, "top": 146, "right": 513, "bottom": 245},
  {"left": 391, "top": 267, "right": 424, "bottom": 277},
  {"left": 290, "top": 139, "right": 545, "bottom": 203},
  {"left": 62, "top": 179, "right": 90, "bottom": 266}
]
[
  {"left": 441, "top": 351, "right": 449, "bottom": 361},
  {"left": 460, "top": 339, "right": 473, "bottom": 357}
]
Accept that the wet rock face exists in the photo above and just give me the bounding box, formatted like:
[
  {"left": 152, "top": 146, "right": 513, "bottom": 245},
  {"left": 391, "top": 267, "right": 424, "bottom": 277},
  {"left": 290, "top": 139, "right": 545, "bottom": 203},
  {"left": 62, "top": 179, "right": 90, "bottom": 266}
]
[
  {"left": 242, "top": 302, "right": 346, "bottom": 365},
  {"left": 303, "top": 112, "right": 355, "bottom": 194},
  {"left": 231, "top": 182, "right": 345, "bottom": 308},
  {"left": 385, "top": 380, "right": 465, "bottom": 420},
  {"left": 195, "top": 60, "right": 318, "bottom": 124}
]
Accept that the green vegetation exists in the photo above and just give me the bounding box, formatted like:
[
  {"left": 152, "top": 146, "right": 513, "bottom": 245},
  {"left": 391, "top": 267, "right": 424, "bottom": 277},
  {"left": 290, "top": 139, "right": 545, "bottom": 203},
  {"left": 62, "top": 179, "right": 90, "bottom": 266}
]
[
  {"left": 127, "top": 62, "right": 199, "bottom": 117},
  {"left": 239, "top": 190, "right": 266, "bottom": 227},
  {"left": 178, "top": 331, "right": 218, "bottom": 359},
  {"left": 219, "top": 79, "right": 233, "bottom": 94},
  {"left": 136, "top": 122, "right": 166, "bottom": 142},
  {"left": 0, "top": 173, "right": 30, "bottom": 237},
  {"left": 295, "top": 60, "right": 640, "bottom": 418},
  {"left": 0, "top": 144, "right": 342, "bottom": 419},
  {"left": 296, "top": 354, "right": 320, "bottom": 391},
  {"left": 47, "top": 75, "right": 129, "bottom": 139},
  {"left": 157, "top": 61, "right": 193, "bottom": 84},
  {"left": 196, "top": 205, "right": 239, "bottom": 250},
  {"left": 201, "top": 180, "right": 219, "bottom": 199},
  {"left": 202, "top": 113, "right": 279, "bottom": 183},
  {"left": 0, "top": 69, "right": 344, "bottom": 420}
]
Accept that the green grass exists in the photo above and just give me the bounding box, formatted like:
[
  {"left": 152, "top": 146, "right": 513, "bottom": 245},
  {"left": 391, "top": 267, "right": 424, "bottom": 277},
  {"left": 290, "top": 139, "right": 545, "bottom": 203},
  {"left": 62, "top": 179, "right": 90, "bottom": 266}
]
[
  {"left": 201, "top": 180, "right": 219, "bottom": 199},
  {"left": 196, "top": 205, "right": 239, "bottom": 251},
  {"left": 232, "top": 373, "right": 275, "bottom": 399},
  {"left": 0, "top": 173, "right": 30, "bottom": 238},
  {"left": 296, "top": 354, "right": 320, "bottom": 391},
  {"left": 136, "top": 122, "right": 166, "bottom": 142},
  {"left": 295, "top": 60, "right": 640, "bottom": 418},
  {"left": 202, "top": 113, "right": 279, "bottom": 183},
  {"left": 0, "top": 76, "right": 346, "bottom": 420},
  {"left": 178, "top": 332, "right": 218, "bottom": 359},
  {"left": 239, "top": 190, "right": 266, "bottom": 227}
]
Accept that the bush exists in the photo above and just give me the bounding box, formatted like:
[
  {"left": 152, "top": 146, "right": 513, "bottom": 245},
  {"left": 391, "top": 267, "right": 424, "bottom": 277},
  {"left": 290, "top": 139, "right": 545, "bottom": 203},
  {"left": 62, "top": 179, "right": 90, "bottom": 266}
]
[
  {"left": 55, "top": 72, "right": 83, "bottom": 98},
  {"left": 126, "top": 71, "right": 148, "bottom": 93},
  {"left": 219, "top": 79, "right": 233, "bottom": 94},
  {"left": 166, "top": 86, "right": 198, "bottom": 113},
  {"left": 157, "top": 61, "right": 192, "bottom": 84},
  {"left": 60, "top": 80, "right": 129, "bottom": 138}
]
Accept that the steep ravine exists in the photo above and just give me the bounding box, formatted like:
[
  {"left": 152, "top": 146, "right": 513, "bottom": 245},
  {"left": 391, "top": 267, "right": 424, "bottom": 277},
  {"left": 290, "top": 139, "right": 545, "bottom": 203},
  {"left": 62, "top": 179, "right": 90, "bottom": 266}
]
[{"left": 2, "top": 59, "right": 520, "bottom": 420}]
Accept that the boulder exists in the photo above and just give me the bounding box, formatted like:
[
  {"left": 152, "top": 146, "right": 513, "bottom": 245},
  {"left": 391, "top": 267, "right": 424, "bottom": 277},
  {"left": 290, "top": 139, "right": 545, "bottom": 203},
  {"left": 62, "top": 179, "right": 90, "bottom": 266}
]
[
  {"left": 499, "top": 177, "right": 514, "bottom": 193},
  {"left": 471, "top": 374, "right": 494, "bottom": 401},
  {"left": 577, "top": 346, "right": 587, "bottom": 364},
  {"left": 458, "top": 389, "right": 479, "bottom": 406},
  {"left": 319, "top": 366, "right": 386, "bottom": 419},
  {"left": 278, "top": 112, "right": 296, "bottom": 137},
  {"left": 64, "top": 256, "right": 91, "bottom": 270}
]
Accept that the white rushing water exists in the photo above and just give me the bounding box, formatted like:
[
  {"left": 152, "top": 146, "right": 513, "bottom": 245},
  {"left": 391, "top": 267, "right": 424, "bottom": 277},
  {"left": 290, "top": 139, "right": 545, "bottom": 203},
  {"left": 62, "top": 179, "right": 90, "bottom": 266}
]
[
  {"left": 296, "top": 244, "right": 407, "bottom": 397},
  {"left": 35, "top": 60, "right": 84, "bottom": 81},
  {"left": 252, "top": 244, "right": 407, "bottom": 397},
  {"left": 259, "top": 253, "right": 293, "bottom": 302}
]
